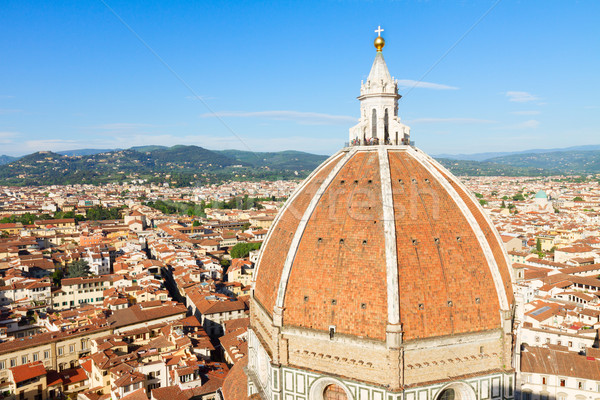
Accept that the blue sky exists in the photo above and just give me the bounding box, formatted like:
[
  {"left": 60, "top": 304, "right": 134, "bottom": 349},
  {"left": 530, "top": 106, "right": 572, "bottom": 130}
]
[{"left": 1, "top": 0, "right": 599, "bottom": 156}]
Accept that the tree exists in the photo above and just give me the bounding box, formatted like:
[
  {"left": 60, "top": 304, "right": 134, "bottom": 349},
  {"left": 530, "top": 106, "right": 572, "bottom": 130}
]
[
  {"left": 67, "top": 260, "right": 91, "bottom": 278},
  {"left": 192, "top": 220, "right": 201, "bottom": 227},
  {"left": 479, "top": 199, "right": 488, "bottom": 206},
  {"left": 230, "top": 242, "right": 261, "bottom": 259},
  {"left": 536, "top": 238, "right": 542, "bottom": 252},
  {"left": 573, "top": 196, "right": 584, "bottom": 202},
  {"left": 491, "top": 190, "right": 498, "bottom": 197},
  {"left": 474, "top": 192, "right": 483, "bottom": 199},
  {"left": 512, "top": 193, "right": 525, "bottom": 201},
  {"left": 500, "top": 200, "right": 506, "bottom": 209},
  {"left": 51, "top": 268, "right": 63, "bottom": 285}
]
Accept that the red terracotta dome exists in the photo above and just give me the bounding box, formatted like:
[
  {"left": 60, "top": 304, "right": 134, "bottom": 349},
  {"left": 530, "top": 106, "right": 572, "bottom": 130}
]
[{"left": 253, "top": 145, "right": 514, "bottom": 342}]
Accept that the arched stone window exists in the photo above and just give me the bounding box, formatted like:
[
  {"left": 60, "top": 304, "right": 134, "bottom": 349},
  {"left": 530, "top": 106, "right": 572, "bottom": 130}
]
[
  {"left": 438, "top": 388, "right": 455, "bottom": 400},
  {"left": 323, "top": 384, "right": 347, "bottom": 400},
  {"left": 384, "top": 108, "right": 389, "bottom": 142},
  {"left": 309, "top": 377, "right": 353, "bottom": 400},
  {"left": 434, "top": 382, "right": 476, "bottom": 400},
  {"left": 371, "top": 109, "right": 377, "bottom": 138}
]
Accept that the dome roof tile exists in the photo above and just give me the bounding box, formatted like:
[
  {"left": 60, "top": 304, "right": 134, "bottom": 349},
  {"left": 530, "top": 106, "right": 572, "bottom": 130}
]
[{"left": 253, "top": 146, "right": 514, "bottom": 343}]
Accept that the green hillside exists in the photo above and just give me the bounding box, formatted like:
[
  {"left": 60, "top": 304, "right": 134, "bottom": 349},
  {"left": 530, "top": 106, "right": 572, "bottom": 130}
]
[
  {"left": 217, "top": 149, "right": 328, "bottom": 171},
  {"left": 485, "top": 150, "right": 600, "bottom": 174},
  {"left": 0, "top": 146, "right": 318, "bottom": 186},
  {"left": 0, "top": 155, "right": 18, "bottom": 165}
]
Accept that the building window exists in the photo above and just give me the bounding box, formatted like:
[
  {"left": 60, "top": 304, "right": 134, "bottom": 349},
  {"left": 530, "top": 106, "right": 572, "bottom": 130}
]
[
  {"left": 44, "top": 351, "right": 50, "bottom": 359},
  {"left": 578, "top": 381, "right": 584, "bottom": 389},
  {"left": 58, "top": 347, "right": 64, "bottom": 356},
  {"left": 560, "top": 379, "right": 566, "bottom": 387},
  {"left": 33, "top": 353, "right": 38, "bottom": 362},
  {"left": 542, "top": 376, "right": 547, "bottom": 385},
  {"left": 10, "top": 358, "right": 16, "bottom": 367},
  {"left": 21, "top": 356, "right": 27, "bottom": 364},
  {"left": 0, "top": 361, "right": 4, "bottom": 369},
  {"left": 70, "top": 344, "right": 75, "bottom": 353},
  {"left": 569, "top": 341, "right": 573, "bottom": 347}
]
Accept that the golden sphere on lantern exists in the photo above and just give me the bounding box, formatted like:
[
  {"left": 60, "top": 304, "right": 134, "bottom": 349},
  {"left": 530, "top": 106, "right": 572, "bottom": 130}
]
[{"left": 374, "top": 36, "right": 385, "bottom": 51}]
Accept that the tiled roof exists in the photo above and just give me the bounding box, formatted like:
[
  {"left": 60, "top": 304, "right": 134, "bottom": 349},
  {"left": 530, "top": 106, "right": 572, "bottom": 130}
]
[
  {"left": 221, "top": 356, "right": 249, "bottom": 400},
  {"left": 254, "top": 147, "right": 514, "bottom": 341},
  {"left": 9, "top": 361, "right": 46, "bottom": 384},
  {"left": 521, "top": 345, "right": 600, "bottom": 379}
]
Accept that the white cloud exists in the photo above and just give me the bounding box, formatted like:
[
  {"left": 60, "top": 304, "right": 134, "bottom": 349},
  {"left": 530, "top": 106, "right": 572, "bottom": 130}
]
[
  {"left": 0, "top": 108, "right": 22, "bottom": 115},
  {"left": 511, "top": 110, "right": 541, "bottom": 115},
  {"left": 0, "top": 131, "right": 19, "bottom": 144},
  {"left": 506, "top": 91, "right": 539, "bottom": 103},
  {"left": 515, "top": 119, "right": 540, "bottom": 129},
  {"left": 23, "top": 139, "right": 81, "bottom": 152},
  {"left": 408, "top": 117, "right": 496, "bottom": 124},
  {"left": 397, "top": 80, "right": 458, "bottom": 90},
  {"left": 200, "top": 110, "right": 356, "bottom": 125},
  {"left": 0, "top": 131, "right": 18, "bottom": 138},
  {"left": 497, "top": 120, "right": 540, "bottom": 130},
  {"left": 91, "top": 123, "right": 154, "bottom": 131}
]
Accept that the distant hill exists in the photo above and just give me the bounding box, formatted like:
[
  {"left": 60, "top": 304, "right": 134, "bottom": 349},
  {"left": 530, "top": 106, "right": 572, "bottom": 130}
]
[
  {"left": 130, "top": 145, "right": 168, "bottom": 152},
  {"left": 0, "top": 145, "right": 325, "bottom": 186},
  {"left": 435, "top": 158, "right": 552, "bottom": 176},
  {"left": 485, "top": 150, "right": 600, "bottom": 174},
  {"left": 217, "top": 149, "right": 328, "bottom": 171},
  {"left": 0, "top": 155, "right": 18, "bottom": 165},
  {"left": 58, "top": 148, "right": 118, "bottom": 157},
  {"left": 435, "top": 144, "right": 600, "bottom": 161},
  {"left": 2, "top": 144, "right": 599, "bottom": 186}
]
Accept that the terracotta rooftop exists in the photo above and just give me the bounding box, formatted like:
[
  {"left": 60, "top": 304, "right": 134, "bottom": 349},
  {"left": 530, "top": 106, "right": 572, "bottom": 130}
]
[
  {"left": 9, "top": 361, "right": 46, "bottom": 384},
  {"left": 254, "top": 147, "right": 514, "bottom": 342}
]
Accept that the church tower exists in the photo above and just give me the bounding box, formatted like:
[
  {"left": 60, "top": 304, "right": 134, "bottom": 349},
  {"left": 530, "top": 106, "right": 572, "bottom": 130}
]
[
  {"left": 241, "top": 29, "right": 516, "bottom": 400},
  {"left": 349, "top": 27, "right": 411, "bottom": 146}
]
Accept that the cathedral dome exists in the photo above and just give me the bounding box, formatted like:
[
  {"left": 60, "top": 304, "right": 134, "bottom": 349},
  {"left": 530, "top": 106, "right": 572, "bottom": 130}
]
[
  {"left": 247, "top": 29, "right": 515, "bottom": 399},
  {"left": 253, "top": 146, "right": 514, "bottom": 342}
]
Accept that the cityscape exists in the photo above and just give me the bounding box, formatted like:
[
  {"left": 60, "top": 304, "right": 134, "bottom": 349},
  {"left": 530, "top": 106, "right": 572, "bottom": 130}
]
[{"left": 1, "top": 2, "right": 600, "bottom": 400}]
